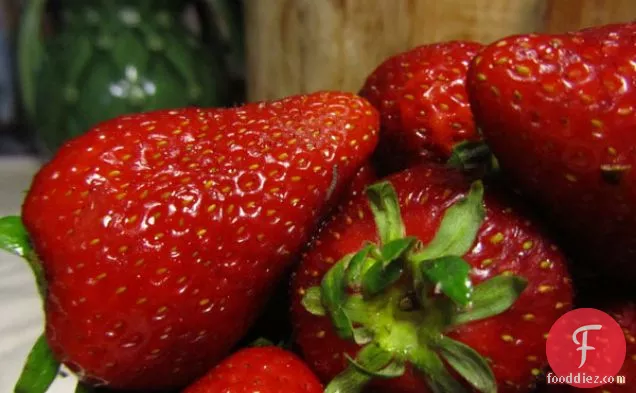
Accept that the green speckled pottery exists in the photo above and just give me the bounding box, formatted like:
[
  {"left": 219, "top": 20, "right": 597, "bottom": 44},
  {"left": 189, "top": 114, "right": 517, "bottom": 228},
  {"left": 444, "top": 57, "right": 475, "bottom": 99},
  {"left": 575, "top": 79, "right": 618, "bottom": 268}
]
[{"left": 19, "top": 0, "right": 239, "bottom": 155}]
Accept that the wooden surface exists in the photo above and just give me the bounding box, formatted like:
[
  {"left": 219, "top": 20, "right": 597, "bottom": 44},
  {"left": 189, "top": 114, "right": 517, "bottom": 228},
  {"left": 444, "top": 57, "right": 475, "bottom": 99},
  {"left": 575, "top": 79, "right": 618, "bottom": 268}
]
[
  {"left": 543, "top": 0, "right": 636, "bottom": 33},
  {"left": 245, "top": 0, "right": 544, "bottom": 101},
  {"left": 245, "top": 0, "right": 636, "bottom": 102}
]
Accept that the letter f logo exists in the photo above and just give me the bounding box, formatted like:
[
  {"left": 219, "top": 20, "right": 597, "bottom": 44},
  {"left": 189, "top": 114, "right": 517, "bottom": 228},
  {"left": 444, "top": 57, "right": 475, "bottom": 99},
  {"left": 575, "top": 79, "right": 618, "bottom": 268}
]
[{"left": 572, "top": 324, "right": 602, "bottom": 368}]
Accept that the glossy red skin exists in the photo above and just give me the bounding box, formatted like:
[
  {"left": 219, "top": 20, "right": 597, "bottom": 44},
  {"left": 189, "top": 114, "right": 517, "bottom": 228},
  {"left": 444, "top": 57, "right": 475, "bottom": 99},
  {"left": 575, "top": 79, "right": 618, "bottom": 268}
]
[
  {"left": 344, "top": 163, "right": 377, "bottom": 199},
  {"left": 291, "top": 165, "right": 573, "bottom": 393},
  {"left": 239, "top": 163, "right": 378, "bottom": 348},
  {"left": 360, "top": 41, "right": 484, "bottom": 173},
  {"left": 543, "top": 302, "right": 635, "bottom": 393},
  {"left": 22, "top": 92, "right": 379, "bottom": 390},
  {"left": 468, "top": 22, "right": 636, "bottom": 281},
  {"left": 183, "top": 346, "right": 323, "bottom": 393}
]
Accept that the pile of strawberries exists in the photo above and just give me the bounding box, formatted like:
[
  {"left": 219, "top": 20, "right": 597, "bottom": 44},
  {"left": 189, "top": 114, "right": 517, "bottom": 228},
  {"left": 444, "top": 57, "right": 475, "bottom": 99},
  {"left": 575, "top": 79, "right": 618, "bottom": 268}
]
[{"left": 1, "top": 21, "right": 634, "bottom": 393}]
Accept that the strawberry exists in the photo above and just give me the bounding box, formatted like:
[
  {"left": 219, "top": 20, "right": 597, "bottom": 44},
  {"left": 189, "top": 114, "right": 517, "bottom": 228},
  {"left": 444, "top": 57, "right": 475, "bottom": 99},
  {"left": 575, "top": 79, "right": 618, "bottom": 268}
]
[
  {"left": 291, "top": 164, "right": 573, "bottom": 393},
  {"left": 0, "top": 91, "right": 379, "bottom": 391},
  {"left": 359, "top": 41, "right": 485, "bottom": 174},
  {"left": 183, "top": 346, "right": 323, "bottom": 393},
  {"left": 344, "top": 163, "right": 378, "bottom": 200},
  {"left": 467, "top": 22, "right": 636, "bottom": 282},
  {"left": 542, "top": 302, "right": 635, "bottom": 393},
  {"left": 239, "top": 163, "right": 378, "bottom": 348}
]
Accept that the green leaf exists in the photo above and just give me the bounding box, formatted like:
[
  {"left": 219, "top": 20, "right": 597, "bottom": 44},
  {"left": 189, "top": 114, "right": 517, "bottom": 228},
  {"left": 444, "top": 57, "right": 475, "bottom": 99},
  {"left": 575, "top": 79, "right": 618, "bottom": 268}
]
[
  {"left": 435, "top": 336, "right": 496, "bottom": 393},
  {"left": 452, "top": 275, "right": 528, "bottom": 325},
  {"left": 361, "top": 259, "right": 402, "bottom": 298},
  {"left": 14, "top": 334, "right": 60, "bottom": 393},
  {"left": 345, "top": 245, "right": 374, "bottom": 289},
  {"left": 324, "top": 365, "right": 372, "bottom": 393},
  {"left": 342, "top": 295, "right": 371, "bottom": 326},
  {"left": 358, "top": 237, "right": 416, "bottom": 297},
  {"left": 426, "top": 368, "right": 469, "bottom": 393},
  {"left": 381, "top": 237, "right": 417, "bottom": 265},
  {"left": 302, "top": 286, "right": 326, "bottom": 316},
  {"left": 321, "top": 259, "right": 354, "bottom": 340},
  {"left": 0, "top": 216, "right": 31, "bottom": 257},
  {"left": 346, "top": 343, "right": 406, "bottom": 379},
  {"left": 365, "top": 181, "right": 405, "bottom": 245},
  {"left": 0, "top": 216, "right": 46, "bottom": 301},
  {"left": 345, "top": 355, "right": 405, "bottom": 379},
  {"left": 447, "top": 141, "right": 493, "bottom": 172},
  {"left": 352, "top": 327, "right": 374, "bottom": 345},
  {"left": 409, "top": 347, "right": 468, "bottom": 393},
  {"left": 412, "top": 181, "right": 485, "bottom": 262},
  {"left": 325, "top": 343, "right": 401, "bottom": 392},
  {"left": 422, "top": 256, "right": 473, "bottom": 306}
]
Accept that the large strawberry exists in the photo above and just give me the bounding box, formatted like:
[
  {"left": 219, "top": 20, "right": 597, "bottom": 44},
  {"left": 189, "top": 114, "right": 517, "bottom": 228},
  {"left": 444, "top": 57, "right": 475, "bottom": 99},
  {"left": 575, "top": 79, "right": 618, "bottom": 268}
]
[
  {"left": 183, "top": 346, "right": 323, "bottom": 393},
  {"left": 543, "top": 302, "right": 635, "bottom": 393},
  {"left": 0, "top": 91, "right": 379, "bottom": 391},
  {"left": 291, "top": 164, "right": 573, "bottom": 393},
  {"left": 467, "top": 22, "right": 636, "bottom": 282},
  {"left": 359, "top": 41, "right": 485, "bottom": 174}
]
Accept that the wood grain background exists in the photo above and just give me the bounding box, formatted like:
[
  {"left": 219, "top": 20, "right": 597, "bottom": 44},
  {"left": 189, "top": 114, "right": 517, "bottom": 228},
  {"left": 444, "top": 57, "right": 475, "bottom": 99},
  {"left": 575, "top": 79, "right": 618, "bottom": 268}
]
[{"left": 245, "top": 0, "right": 636, "bottom": 101}]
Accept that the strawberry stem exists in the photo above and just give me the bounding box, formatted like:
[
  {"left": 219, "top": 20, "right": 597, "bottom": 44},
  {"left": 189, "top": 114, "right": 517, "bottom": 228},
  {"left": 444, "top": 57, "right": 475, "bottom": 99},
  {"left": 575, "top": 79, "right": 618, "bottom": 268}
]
[{"left": 306, "top": 181, "right": 527, "bottom": 393}]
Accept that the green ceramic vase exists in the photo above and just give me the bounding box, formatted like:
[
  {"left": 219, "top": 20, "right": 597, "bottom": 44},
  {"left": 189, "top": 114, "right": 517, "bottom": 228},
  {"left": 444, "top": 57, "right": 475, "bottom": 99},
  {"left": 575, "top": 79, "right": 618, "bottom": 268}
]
[{"left": 19, "top": 0, "right": 240, "bottom": 155}]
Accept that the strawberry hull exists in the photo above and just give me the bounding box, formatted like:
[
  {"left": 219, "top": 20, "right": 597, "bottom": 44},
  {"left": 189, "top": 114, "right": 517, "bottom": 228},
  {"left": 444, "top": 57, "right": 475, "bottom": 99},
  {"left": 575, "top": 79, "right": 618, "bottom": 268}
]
[
  {"left": 468, "top": 23, "right": 636, "bottom": 282},
  {"left": 20, "top": 92, "right": 380, "bottom": 390},
  {"left": 292, "top": 165, "right": 573, "bottom": 393}
]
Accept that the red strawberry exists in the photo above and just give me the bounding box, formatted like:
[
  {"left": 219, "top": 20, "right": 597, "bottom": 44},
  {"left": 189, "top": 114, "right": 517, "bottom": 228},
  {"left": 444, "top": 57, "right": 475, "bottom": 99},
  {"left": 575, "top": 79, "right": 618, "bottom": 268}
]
[
  {"left": 291, "top": 164, "right": 573, "bottom": 393},
  {"left": 359, "top": 41, "right": 484, "bottom": 173},
  {"left": 1, "top": 92, "right": 379, "bottom": 391},
  {"left": 467, "top": 22, "right": 636, "bottom": 282},
  {"left": 542, "top": 302, "right": 635, "bottom": 393},
  {"left": 183, "top": 346, "right": 323, "bottom": 393},
  {"left": 238, "top": 162, "right": 378, "bottom": 347},
  {"left": 344, "top": 163, "right": 378, "bottom": 199}
]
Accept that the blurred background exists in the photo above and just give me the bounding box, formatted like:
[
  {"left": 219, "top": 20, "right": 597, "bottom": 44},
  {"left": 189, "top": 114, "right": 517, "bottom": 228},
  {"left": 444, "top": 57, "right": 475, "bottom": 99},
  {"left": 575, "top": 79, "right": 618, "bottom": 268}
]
[{"left": 0, "top": 0, "right": 635, "bottom": 157}]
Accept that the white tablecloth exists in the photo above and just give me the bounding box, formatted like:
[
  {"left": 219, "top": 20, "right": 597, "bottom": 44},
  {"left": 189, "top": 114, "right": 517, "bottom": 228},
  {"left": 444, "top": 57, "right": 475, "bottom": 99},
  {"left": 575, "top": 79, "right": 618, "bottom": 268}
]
[{"left": 0, "top": 157, "right": 77, "bottom": 393}]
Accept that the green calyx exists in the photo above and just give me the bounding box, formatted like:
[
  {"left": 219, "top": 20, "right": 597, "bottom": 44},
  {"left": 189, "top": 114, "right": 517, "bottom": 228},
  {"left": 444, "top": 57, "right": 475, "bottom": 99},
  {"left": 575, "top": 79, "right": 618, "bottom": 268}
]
[
  {"left": 447, "top": 140, "right": 499, "bottom": 175},
  {"left": 0, "top": 216, "right": 45, "bottom": 299},
  {"left": 302, "top": 181, "right": 528, "bottom": 393}
]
